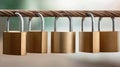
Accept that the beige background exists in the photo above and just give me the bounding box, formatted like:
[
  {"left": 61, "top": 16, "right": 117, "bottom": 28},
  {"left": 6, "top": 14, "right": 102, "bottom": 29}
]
[{"left": 1, "top": 0, "right": 120, "bottom": 67}]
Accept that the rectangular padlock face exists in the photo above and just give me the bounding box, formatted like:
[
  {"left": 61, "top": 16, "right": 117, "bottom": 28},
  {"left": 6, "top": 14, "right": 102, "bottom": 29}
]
[
  {"left": 27, "top": 32, "right": 48, "bottom": 53},
  {"left": 3, "top": 32, "right": 26, "bottom": 55},
  {"left": 51, "top": 32, "right": 75, "bottom": 53},
  {"left": 79, "top": 32, "right": 93, "bottom": 52},
  {"left": 100, "top": 32, "right": 118, "bottom": 52},
  {"left": 79, "top": 32, "right": 100, "bottom": 53}
]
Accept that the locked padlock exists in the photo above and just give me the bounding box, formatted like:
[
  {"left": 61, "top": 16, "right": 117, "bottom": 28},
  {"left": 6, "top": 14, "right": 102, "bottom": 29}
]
[
  {"left": 3, "top": 12, "right": 26, "bottom": 55},
  {"left": 27, "top": 13, "right": 47, "bottom": 53},
  {"left": 79, "top": 13, "right": 100, "bottom": 53},
  {"left": 98, "top": 17, "right": 118, "bottom": 52},
  {"left": 51, "top": 17, "right": 75, "bottom": 53}
]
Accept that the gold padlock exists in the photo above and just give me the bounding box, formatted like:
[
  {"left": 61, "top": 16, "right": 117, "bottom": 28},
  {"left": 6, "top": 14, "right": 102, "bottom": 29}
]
[
  {"left": 3, "top": 12, "right": 26, "bottom": 55},
  {"left": 27, "top": 13, "right": 47, "bottom": 53},
  {"left": 79, "top": 13, "right": 100, "bottom": 53},
  {"left": 98, "top": 17, "right": 118, "bottom": 52},
  {"left": 51, "top": 17, "right": 75, "bottom": 53}
]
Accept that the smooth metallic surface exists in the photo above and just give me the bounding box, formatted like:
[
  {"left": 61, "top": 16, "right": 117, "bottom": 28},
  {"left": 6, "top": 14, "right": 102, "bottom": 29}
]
[
  {"left": 51, "top": 16, "right": 75, "bottom": 53},
  {"left": 98, "top": 17, "right": 102, "bottom": 31},
  {"left": 79, "top": 13, "right": 100, "bottom": 53},
  {"left": 99, "top": 18, "right": 118, "bottom": 52},
  {"left": 27, "top": 13, "right": 48, "bottom": 53},
  {"left": 51, "top": 32, "right": 75, "bottom": 53},
  {"left": 79, "top": 32, "right": 99, "bottom": 52},
  {"left": 87, "top": 13, "right": 95, "bottom": 32},
  {"left": 79, "top": 32, "right": 93, "bottom": 52},
  {"left": 27, "top": 31, "right": 47, "bottom": 53},
  {"left": 3, "top": 13, "right": 26, "bottom": 55},
  {"left": 100, "top": 32, "right": 118, "bottom": 52},
  {"left": 3, "top": 32, "right": 26, "bottom": 55}
]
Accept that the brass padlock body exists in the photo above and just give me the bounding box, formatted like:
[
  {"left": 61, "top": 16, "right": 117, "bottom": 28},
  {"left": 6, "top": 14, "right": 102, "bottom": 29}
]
[
  {"left": 3, "top": 13, "right": 26, "bottom": 55},
  {"left": 51, "top": 32, "right": 75, "bottom": 53},
  {"left": 100, "top": 32, "right": 118, "bottom": 52},
  {"left": 3, "top": 32, "right": 26, "bottom": 55},
  {"left": 27, "top": 31, "right": 47, "bottom": 53},
  {"left": 79, "top": 32, "right": 100, "bottom": 53}
]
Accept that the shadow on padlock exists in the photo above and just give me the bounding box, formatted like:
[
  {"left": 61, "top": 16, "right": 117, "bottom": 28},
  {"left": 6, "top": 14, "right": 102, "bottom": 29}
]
[
  {"left": 51, "top": 17, "right": 75, "bottom": 53},
  {"left": 3, "top": 13, "right": 26, "bottom": 55},
  {"left": 79, "top": 13, "right": 100, "bottom": 53},
  {"left": 27, "top": 13, "right": 47, "bottom": 53},
  {"left": 98, "top": 17, "right": 118, "bottom": 52}
]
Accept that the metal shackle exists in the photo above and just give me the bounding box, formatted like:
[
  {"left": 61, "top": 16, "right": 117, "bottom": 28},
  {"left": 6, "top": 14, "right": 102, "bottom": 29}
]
[
  {"left": 6, "top": 12, "right": 24, "bottom": 32},
  {"left": 54, "top": 16, "right": 72, "bottom": 32},
  {"left": 28, "top": 13, "right": 44, "bottom": 31},
  {"left": 98, "top": 17, "right": 115, "bottom": 32},
  {"left": 81, "top": 13, "right": 95, "bottom": 32}
]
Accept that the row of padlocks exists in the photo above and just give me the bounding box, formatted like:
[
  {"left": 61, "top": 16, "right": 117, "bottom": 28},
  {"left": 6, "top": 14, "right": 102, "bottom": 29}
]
[{"left": 3, "top": 12, "right": 119, "bottom": 55}]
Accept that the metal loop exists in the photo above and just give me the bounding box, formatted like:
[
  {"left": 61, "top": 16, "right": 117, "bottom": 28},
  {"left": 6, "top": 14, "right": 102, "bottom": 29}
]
[
  {"left": 87, "top": 13, "right": 95, "bottom": 32},
  {"left": 54, "top": 16, "right": 72, "bottom": 32},
  {"left": 28, "top": 13, "right": 44, "bottom": 31},
  {"left": 111, "top": 17, "right": 115, "bottom": 32},
  {"left": 82, "top": 13, "right": 95, "bottom": 32},
  {"left": 98, "top": 17, "right": 115, "bottom": 32},
  {"left": 98, "top": 17, "right": 102, "bottom": 31},
  {"left": 81, "top": 17, "right": 85, "bottom": 32},
  {"left": 6, "top": 12, "right": 24, "bottom": 32}
]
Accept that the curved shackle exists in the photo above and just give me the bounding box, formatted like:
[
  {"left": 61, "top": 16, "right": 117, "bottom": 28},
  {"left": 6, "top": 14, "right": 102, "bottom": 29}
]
[
  {"left": 81, "top": 13, "right": 95, "bottom": 32},
  {"left": 98, "top": 17, "right": 115, "bottom": 32},
  {"left": 6, "top": 12, "right": 24, "bottom": 32},
  {"left": 54, "top": 16, "right": 72, "bottom": 32},
  {"left": 28, "top": 13, "right": 44, "bottom": 31}
]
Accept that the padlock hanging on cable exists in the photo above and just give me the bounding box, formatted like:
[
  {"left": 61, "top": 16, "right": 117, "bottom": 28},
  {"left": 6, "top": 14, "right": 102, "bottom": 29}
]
[
  {"left": 98, "top": 17, "right": 118, "bottom": 52},
  {"left": 51, "top": 17, "right": 75, "bottom": 53},
  {"left": 27, "top": 13, "right": 48, "bottom": 53},
  {"left": 79, "top": 13, "right": 100, "bottom": 53},
  {"left": 3, "top": 12, "right": 26, "bottom": 55}
]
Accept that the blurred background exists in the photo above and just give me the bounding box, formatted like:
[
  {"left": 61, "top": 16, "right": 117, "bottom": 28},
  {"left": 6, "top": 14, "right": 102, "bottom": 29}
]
[{"left": 0, "top": 0, "right": 120, "bottom": 67}]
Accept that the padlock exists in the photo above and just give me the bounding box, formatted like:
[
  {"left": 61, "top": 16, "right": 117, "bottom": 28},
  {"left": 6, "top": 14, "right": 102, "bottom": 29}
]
[
  {"left": 51, "top": 17, "right": 75, "bottom": 53},
  {"left": 98, "top": 17, "right": 118, "bottom": 52},
  {"left": 3, "top": 12, "right": 26, "bottom": 55},
  {"left": 79, "top": 13, "right": 100, "bottom": 53},
  {"left": 27, "top": 13, "right": 47, "bottom": 53}
]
